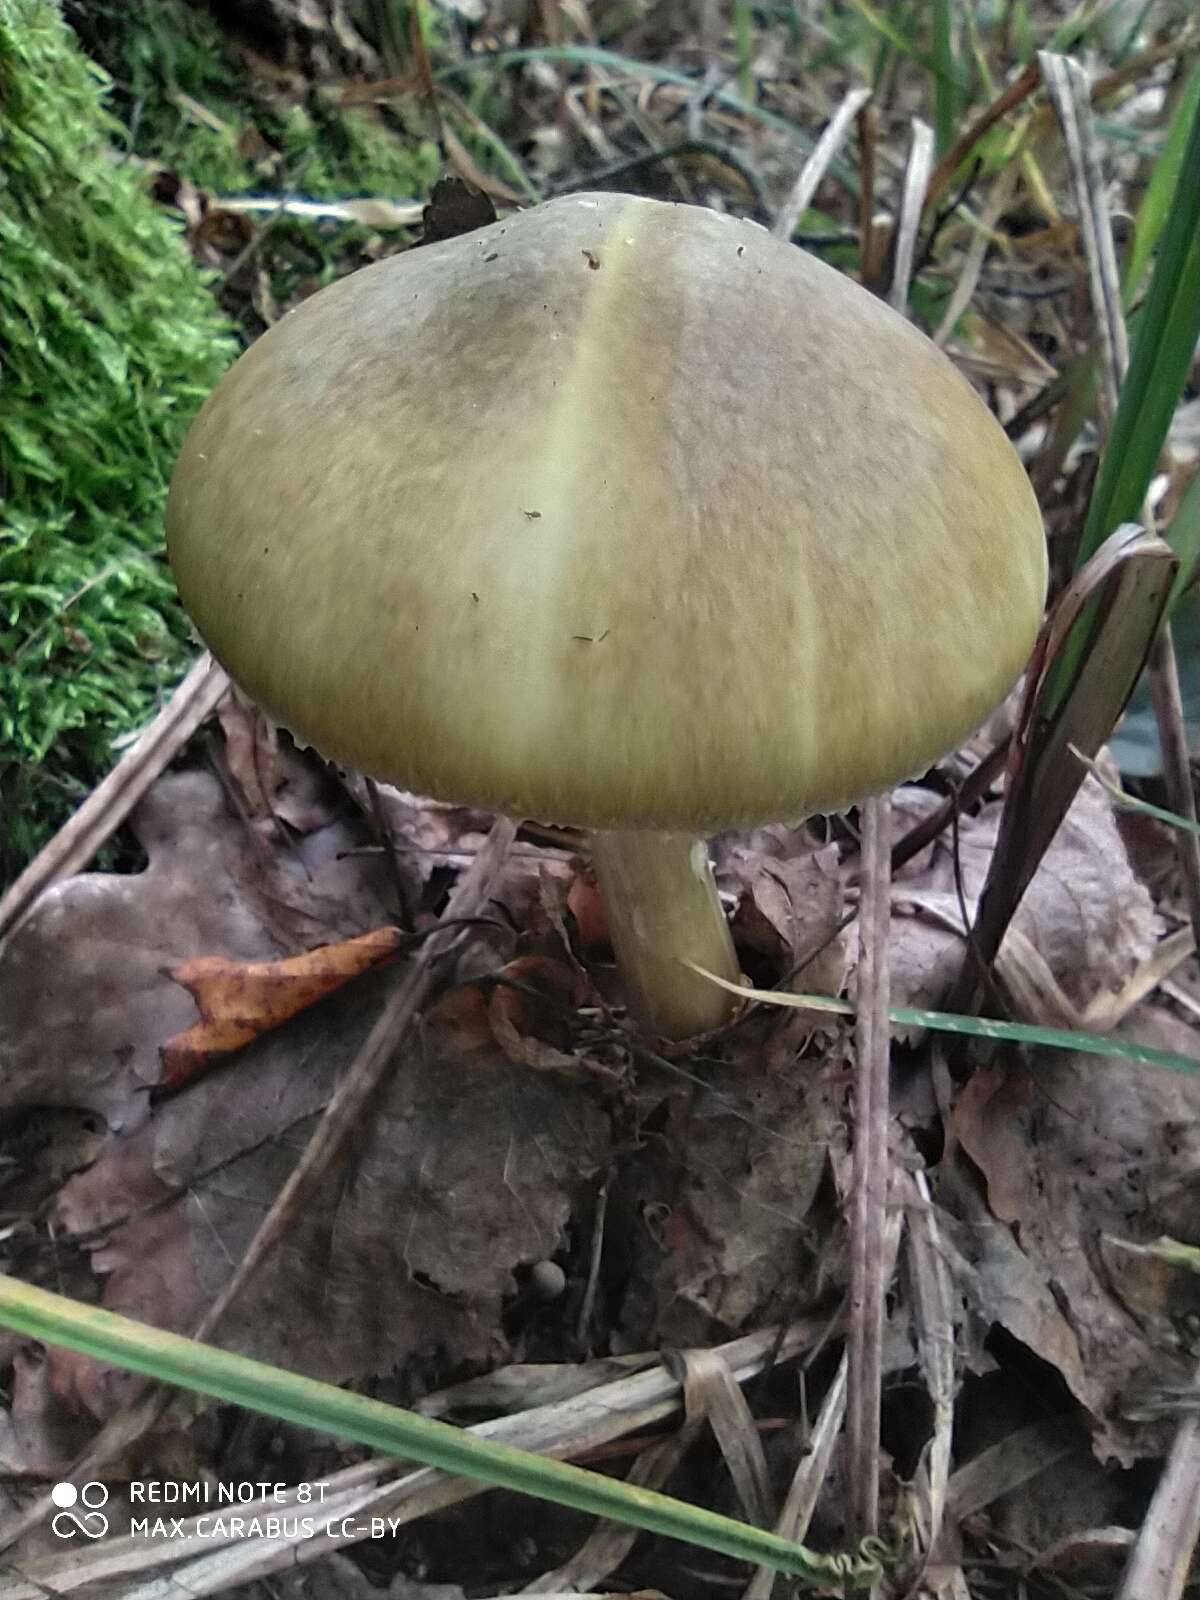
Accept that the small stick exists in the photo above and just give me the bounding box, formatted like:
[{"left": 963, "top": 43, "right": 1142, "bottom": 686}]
[
  {"left": 923, "top": 60, "right": 1040, "bottom": 213},
  {"left": 857, "top": 99, "right": 880, "bottom": 288},
  {"left": 846, "top": 794, "right": 891, "bottom": 1547},
  {"left": 576, "top": 1177, "right": 610, "bottom": 1348}
]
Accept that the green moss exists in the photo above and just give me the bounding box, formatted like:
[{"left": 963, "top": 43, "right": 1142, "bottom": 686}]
[
  {"left": 1, "top": 0, "right": 448, "bottom": 881},
  {"left": 0, "top": 0, "right": 238, "bottom": 880}
]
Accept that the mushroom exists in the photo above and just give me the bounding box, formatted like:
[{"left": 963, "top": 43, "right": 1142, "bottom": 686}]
[{"left": 166, "top": 192, "right": 1047, "bottom": 1040}]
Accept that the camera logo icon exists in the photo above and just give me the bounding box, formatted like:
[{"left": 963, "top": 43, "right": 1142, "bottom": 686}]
[{"left": 50, "top": 1481, "right": 109, "bottom": 1539}]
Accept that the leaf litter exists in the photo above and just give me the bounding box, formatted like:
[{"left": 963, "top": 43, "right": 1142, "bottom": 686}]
[{"left": 4, "top": 702, "right": 1200, "bottom": 1584}]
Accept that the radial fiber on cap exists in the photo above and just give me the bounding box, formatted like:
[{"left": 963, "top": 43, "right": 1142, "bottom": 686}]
[{"left": 167, "top": 192, "right": 1047, "bottom": 830}]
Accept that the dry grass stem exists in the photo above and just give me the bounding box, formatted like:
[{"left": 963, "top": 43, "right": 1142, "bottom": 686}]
[
  {"left": 890, "top": 119, "right": 935, "bottom": 313},
  {"left": 1117, "top": 1390, "right": 1200, "bottom": 1600},
  {"left": 847, "top": 794, "right": 892, "bottom": 1547},
  {"left": 934, "top": 161, "right": 1019, "bottom": 346},
  {"left": 901, "top": 1166, "right": 956, "bottom": 1579},
  {"left": 772, "top": 84, "right": 872, "bottom": 242}
]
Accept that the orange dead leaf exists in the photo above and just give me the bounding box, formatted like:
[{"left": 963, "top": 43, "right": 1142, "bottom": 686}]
[{"left": 161, "top": 928, "right": 405, "bottom": 1090}]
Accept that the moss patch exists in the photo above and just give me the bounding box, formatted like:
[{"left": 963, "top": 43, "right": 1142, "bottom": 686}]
[
  {"left": 2, "top": 0, "right": 441, "bottom": 881},
  {"left": 0, "top": 0, "right": 238, "bottom": 880}
]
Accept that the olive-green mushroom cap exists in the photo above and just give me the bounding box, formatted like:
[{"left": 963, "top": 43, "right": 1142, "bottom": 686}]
[{"left": 167, "top": 192, "right": 1047, "bottom": 831}]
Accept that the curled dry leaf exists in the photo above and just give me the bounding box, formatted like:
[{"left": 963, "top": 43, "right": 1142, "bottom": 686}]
[
  {"left": 723, "top": 839, "right": 847, "bottom": 998},
  {"left": 161, "top": 927, "right": 406, "bottom": 1090},
  {"left": 487, "top": 954, "right": 602, "bottom": 1076},
  {"left": 218, "top": 692, "right": 281, "bottom": 820}
]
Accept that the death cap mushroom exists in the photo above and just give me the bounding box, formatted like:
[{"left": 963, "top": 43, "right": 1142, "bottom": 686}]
[{"left": 167, "top": 191, "right": 1047, "bottom": 1035}]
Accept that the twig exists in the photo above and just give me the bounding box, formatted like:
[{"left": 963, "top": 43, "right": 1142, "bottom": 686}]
[
  {"left": 1117, "top": 1357, "right": 1200, "bottom": 1600},
  {"left": 0, "top": 654, "right": 229, "bottom": 942},
  {"left": 365, "top": 776, "right": 416, "bottom": 930},
  {"left": 575, "top": 1177, "right": 609, "bottom": 1348},
  {"left": 857, "top": 99, "right": 880, "bottom": 288},
  {"left": 888, "top": 738, "right": 1010, "bottom": 874},
  {"left": 923, "top": 60, "right": 1040, "bottom": 213},
  {"left": 846, "top": 795, "right": 891, "bottom": 1548}
]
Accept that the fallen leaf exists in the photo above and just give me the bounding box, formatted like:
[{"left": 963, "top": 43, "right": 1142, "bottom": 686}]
[
  {"left": 161, "top": 927, "right": 406, "bottom": 1090},
  {"left": 621, "top": 1060, "right": 841, "bottom": 1347},
  {"left": 951, "top": 1005, "right": 1200, "bottom": 1458},
  {"left": 54, "top": 991, "right": 611, "bottom": 1414},
  {"left": 218, "top": 692, "right": 280, "bottom": 819},
  {"left": 0, "top": 767, "right": 396, "bottom": 1131},
  {"left": 419, "top": 176, "right": 497, "bottom": 245}
]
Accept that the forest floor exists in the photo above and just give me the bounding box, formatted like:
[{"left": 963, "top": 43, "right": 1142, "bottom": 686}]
[{"left": 2, "top": 2, "right": 1200, "bottom": 1598}]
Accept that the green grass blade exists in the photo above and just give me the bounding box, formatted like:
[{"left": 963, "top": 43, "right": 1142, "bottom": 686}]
[
  {"left": 0, "top": 1276, "right": 884, "bottom": 1591},
  {"left": 689, "top": 968, "right": 1200, "bottom": 1075},
  {"left": 932, "top": 0, "right": 957, "bottom": 154},
  {"left": 1078, "top": 88, "right": 1200, "bottom": 569},
  {"left": 733, "top": 0, "right": 755, "bottom": 104},
  {"left": 1075, "top": 734, "right": 1200, "bottom": 836},
  {"left": 1124, "top": 62, "right": 1200, "bottom": 303},
  {"left": 1045, "top": 84, "right": 1200, "bottom": 709}
]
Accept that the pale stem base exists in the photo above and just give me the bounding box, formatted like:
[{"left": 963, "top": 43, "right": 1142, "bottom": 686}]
[{"left": 590, "top": 829, "right": 741, "bottom": 1040}]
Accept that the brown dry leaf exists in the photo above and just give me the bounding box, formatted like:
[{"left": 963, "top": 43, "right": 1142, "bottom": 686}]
[
  {"left": 419, "top": 175, "right": 498, "bottom": 243},
  {"left": 53, "top": 990, "right": 610, "bottom": 1415},
  {"left": 161, "top": 927, "right": 405, "bottom": 1089},
  {"left": 625, "top": 1059, "right": 841, "bottom": 1347},
  {"left": 0, "top": 768, "right": 395, "bottom": 1130},
  {"left": 722, "top": 840, "right": 847, "bottom": 996},
  {"left": 0, "top": 761, "right": 612, "bottom": 1419},
  {"left": 879, "top": 770, "right": 1159, "bottom": 1021},
  {"left": 951, "top": 1005, "right": 1200, "bottom": 1458},
  {"left": 0, "top": 1346, "right": 95, "bottom": 1478},
  {"left": 566, "top": 865, "right": 609, "bottom": 951}
]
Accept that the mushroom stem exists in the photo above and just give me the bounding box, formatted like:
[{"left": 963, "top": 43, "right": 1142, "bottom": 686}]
[{"left": 589, "top": 829, "right": 741, "bottom": 1039}]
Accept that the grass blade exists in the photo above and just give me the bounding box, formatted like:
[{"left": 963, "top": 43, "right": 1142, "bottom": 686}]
[
  {"left": 1042, "top": 79, "right": 1200, "bottom": 710},
  {"left": 689, "top": 968, "right": 1200, "bottom": 1075},
  {"left": 0, "top": 1276, "right": 885, "bottom": 1590},
  {"left": 1124, "top": 62, "right": 1200, "bottom": 301}
]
